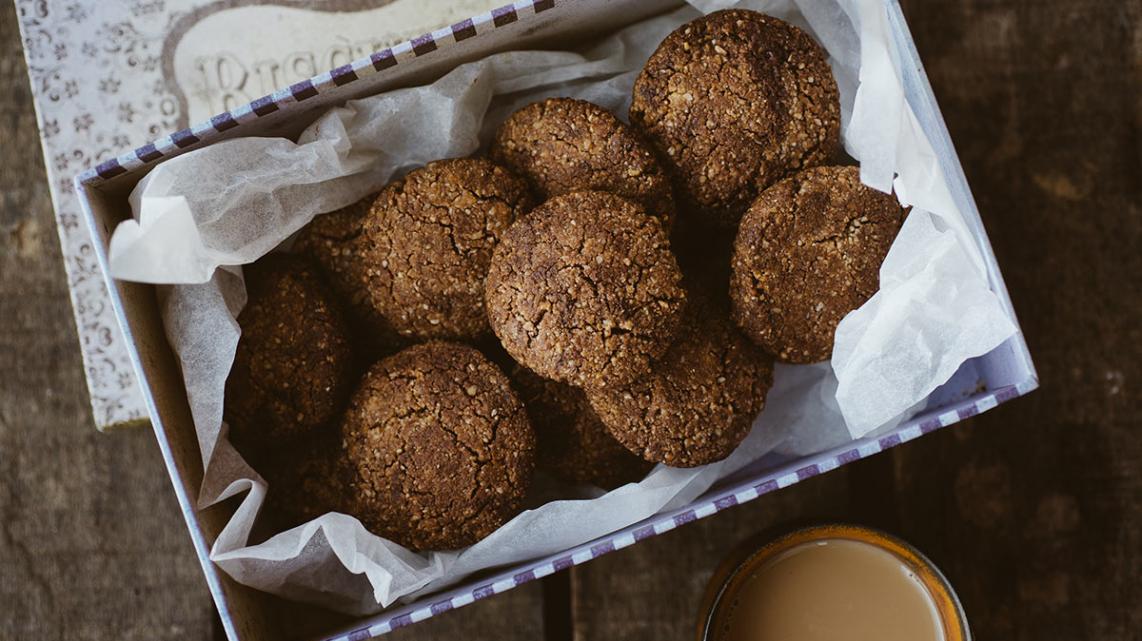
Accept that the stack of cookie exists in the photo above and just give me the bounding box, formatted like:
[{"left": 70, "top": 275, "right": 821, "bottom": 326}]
[{"left": 224, "top": 9, "right": 906, "bottom": 552}]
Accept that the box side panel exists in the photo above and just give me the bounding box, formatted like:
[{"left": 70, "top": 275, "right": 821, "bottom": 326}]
[
  {"left": 887, "top": 0, "right": 1037, "bottom": 391},
  {"left": 78, "top": 183, "right": 307, "bottom": 640}
]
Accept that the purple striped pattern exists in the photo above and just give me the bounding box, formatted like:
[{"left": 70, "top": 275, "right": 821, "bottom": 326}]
[
  {"left": 755, "top": 479, "right": 779, "bottom": 494},
  {"left": 632, "top": 525, "right": 656, "bottom": 541},
  {"left": 387, "top": 614, "right": 413, "bottom": 630},
  {"left": 452, "top": 18, "right": 478, "bottom": 41},
  {"left": 75, "top": 0, "right": 555, "bottom": 185},
  {"left": 411, "top": 34, "right": 438, "bottom": 56},
  {"left": 492, "top": 5, "right": 519, "bottom": 26},
  {"left": 209, "top": 112, "right": 239, "bottom": 132},
  {"left": 429, "top": 601, "right": 452, "bottom": 616},
  {"left": 320, "top": 381, "right": 1035, "bottom": 641},
  {"left": 713, "top": 495, "right": 737, "bottom": 510},
  {"left": 796, "top": 464, "right": 821, "bottom": 480},
  {"left": 289, "top": 79, "right": 319, "bottom": 101}
]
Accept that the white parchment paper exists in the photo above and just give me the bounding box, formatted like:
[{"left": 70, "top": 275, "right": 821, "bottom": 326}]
[{"left": 107, "top": 0, "right": 1018, "bottom": 614}]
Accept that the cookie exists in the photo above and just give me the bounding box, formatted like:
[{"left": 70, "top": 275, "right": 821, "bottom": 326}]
[
  {"left": 670, "top": 215, "right": 738, "bottom": 305},
  {"left": 586, "top": 301, "right": 774, "bottom": 468},
  {"left": 630, "top": 9, "right": 841, "bottom": 227},
  {"left": 363, "top": 158, "right": 534, "bottom": 342},
  {"left": 511, "top": 366, "right": 654, "bottom": 489},
  {"left": 294, "top": 194, "right": 403, "bottom": 357},
  {"left": 255, "top": 433, "right": 353, "bottom": 531},
  {"left": 341, "top": 342, "right": 535, "bottom": 550},
  {"left": 730, "top": 165, "right": 906, "bottom": 363},
  {"left": 485, "top": 191, "right": 687, "bottom": 389},
  {"left": 225, "top": 254, "right": 355, "bottom": 444},
  {"left": 491, "top": 97, "right": 675, "bottom": 228}
]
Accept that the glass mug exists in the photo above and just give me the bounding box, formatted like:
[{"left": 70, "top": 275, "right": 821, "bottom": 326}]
[{"left": 697, "top": 524, "right": 971, "bottom": 641}]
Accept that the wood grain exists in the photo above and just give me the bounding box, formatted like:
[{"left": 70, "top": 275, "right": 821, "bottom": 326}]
[
  {"left": 1, "top": 0, "right": 1138, "bottom": 639},
  {"left": 570, "top": 467, "right": 858, "bottom": 640},
  {"left": 887, "top": 0, "right": 1142, "bottom": 638},
  {"left": 0, "top": 3, "right": 215, "bottom": 639}
]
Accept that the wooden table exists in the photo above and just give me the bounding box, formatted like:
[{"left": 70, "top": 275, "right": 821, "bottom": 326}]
[{"left": 1, "top": 1, "right": 1138, "bottom": 639}]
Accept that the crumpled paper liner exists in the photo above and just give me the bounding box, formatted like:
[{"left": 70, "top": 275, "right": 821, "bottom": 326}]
[{"left": 107, "top": 0, "right": 1017, "bottom": 615}]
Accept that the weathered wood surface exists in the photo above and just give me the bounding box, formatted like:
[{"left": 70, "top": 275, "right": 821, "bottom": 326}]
[
  {"left": 0, "top": 4, "right": 215, "bottom": 639},
  {"left": 886, "top": 1, "right": 1141, "bottom": 638},
  {"left": 1, "top": 0, "right": 1138, "bottom": 639}
]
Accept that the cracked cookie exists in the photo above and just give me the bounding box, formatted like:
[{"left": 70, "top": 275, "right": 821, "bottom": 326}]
[
  {"left": 361, "top": 158, "right": 534, "bottom": 342},
  {"left": 586, "top": 300, "right": 774, "bottom": 468},
  {"left": 511, "top": 366, "right": 654, "bottom": 489},
  {"left": 225, "top": 254, "right": 355, "bottom": 444},
  {"left": 730, "top": 165, "right": 906, "bottom": 363},
  {"left": 294, "top": 194, "right": 404, "bottom": 357},
  {"left": 485, "top": 191, "right": 687, "bottom": 390},
  {"left": 341, "top": 341, "right": 535, "bottom": 551},
  {"left": 630, "top": 9, "right": 841, "bottom": 227},
  {"left": 490, "top": 97, "right": 675, "bottom": 228}
]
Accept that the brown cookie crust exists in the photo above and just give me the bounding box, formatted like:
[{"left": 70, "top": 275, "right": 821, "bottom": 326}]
[
  {"left": 225, "top": 254, "right": 355, "bottom": 444},
  {"left": 362, "top": 158, "right": 535, "bottom": 342},
  {"left": 630, "top": 9, "right": 841, "bottom": 227},
  {"left": 485, "top": 191, "right": 687, "bottom": 389},
  {"left": 491, "top": 98, "right": 675, "bottom": 228},
  {"left": 255, "top": 433, "right": 354, "bottom": 532},
  {"left": 586, "top": 301, "right": 774, "bottom": 468},
  {"left": 730, "top": 165, "right": 906, "bottom": 363},
  {"left": 294, "top": 194, "right": 404, "bottom": 357},
  {"left": 511, "top": 366, "right": 653, "bottom": 489},
  {"left": 341, "top": 342, "right": 535, "bottom": 551}
]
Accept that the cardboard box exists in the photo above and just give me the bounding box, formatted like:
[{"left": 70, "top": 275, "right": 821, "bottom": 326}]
[{"left": 74, "top": 0, "right": 1038, "bottom": 639}]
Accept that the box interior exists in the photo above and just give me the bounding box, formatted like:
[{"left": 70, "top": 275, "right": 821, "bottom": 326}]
[{"left": 76, "top": 1, "right": 1037, "bottom": 640}]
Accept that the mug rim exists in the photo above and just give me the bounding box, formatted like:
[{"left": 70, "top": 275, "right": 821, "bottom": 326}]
[{"left": 698, "top": 523, "right": 971, "bottom": 641}]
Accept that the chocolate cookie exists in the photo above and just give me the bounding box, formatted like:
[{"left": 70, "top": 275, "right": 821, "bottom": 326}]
[
  {"left": 256, "top": 434, "right": 353, "bottom": 531},
  {"left": 341, "top": 342, "right": 535, "bottom": 550},
  {"left": 294, "top": 194, "right": 404, "bottom": 357},
  {"left": 364, "top": 158, "right": 534, "bottom": 342},
  {"left": 485, "top": 191, "right": 687, "bottom": 389},
  {"left": 511, "top": 366, "right": 654, "bottom": 489},
  {"left": 730, "top": 165, "right": 906, "bottom": 363},
  {"left": 586, "top": 301, "right": 774, "bottom": 468},
  {"left": 670, "top": 215, "right": 738, "bottom": 305},
  {"left": 225, "top": 254, "right": 355, "bottom": 444},
  {"left": 630, "top": 9, "right": 841, "bottom": 227},
  {"left": 491, "top": 98, "right": 675, "bottom": 227}
]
